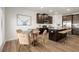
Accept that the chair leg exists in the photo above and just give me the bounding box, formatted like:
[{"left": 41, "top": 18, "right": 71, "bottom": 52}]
[
  {"left": 17, "top": 39, "right": 21, "bottom": 52},
  {"left": 17, "top": 40, "right": 20, "bottom": 52}
]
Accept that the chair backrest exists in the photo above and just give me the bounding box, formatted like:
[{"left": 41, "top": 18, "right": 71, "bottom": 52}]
[
  {"left": 43, "top": 30, "right": 47, "bottom": 35},
  {"left": 16, "top": 29, "right": 23, "bottom": 38},
  {"left": 32, "top": 29, "right": 40, "bottom": 34},
  {"left": 16, "top": 29, "right": 22, "bottom": 33},
  {"left": 16, "top": 29, "right": 30, "bottom": 45}
]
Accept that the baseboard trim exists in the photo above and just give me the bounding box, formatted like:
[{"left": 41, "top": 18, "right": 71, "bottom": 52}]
[{"left": 6, "top": 37, "right": 17, "bottom": 41}]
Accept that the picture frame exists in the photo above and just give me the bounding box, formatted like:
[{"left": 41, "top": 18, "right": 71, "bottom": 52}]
[{"left": 17, "top": 14, "right": 31, "bottom": 26}]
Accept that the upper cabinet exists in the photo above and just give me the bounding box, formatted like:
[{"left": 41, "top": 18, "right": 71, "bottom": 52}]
[
  {"left": 48, "top": 16, "right": 52, "bottom": 24},
  {"left": 62, "top": 15, "right": 73, "bottom": 21},
  {"left": 37, "top": 13, "right": 43, "bottom": 23},
  {"left": 37, "top": 13, "right": 52, "bottom": 24}
]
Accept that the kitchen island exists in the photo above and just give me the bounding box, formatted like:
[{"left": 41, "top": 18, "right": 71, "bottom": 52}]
[
  {"left": 38, "top": 27, "right": 69, "bottom": 42},
  {"left": 49, "top": 28, "right": 68, "bottom": 41}
]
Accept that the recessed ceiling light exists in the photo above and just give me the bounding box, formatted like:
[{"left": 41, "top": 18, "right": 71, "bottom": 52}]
[
  {"left": 49, "top": 10, "right": 53, "bottom": 12},
  {"left": 66, "top": 8, "right": 71, "bottom": 11}
]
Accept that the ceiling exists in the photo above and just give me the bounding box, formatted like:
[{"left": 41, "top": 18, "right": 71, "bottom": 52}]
[
  {"left": 24, "top": 7, "right": 79, "bottom": 15},
  {"left": 6, "top": 7, "right": 79, "bottom": 15}
]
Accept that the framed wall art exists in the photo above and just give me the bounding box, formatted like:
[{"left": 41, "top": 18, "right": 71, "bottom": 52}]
[{"left": 17, "top": 14, "right": 31, "bottom": 26}]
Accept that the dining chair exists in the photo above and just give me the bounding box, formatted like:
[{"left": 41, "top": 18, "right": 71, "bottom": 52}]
[
  {"left": 38, "top": 30, "right": 48, "bottom": 45},
  {"left": 31, "top": 29, "right": 40, "bottom": 46},
  {"left": 16, "top": 29, "right": 31, "bottom": 52}
]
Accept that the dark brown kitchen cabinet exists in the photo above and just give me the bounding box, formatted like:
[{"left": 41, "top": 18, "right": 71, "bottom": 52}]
[
  {"left": 48, "top": 16, "right": 52, "bottom": 24},
  {"left": 62, "top": 15, "right": 73, "bottom": 21},
  {"left": 72, "top": 14, "right": 79, "bottom": 35},
  {"left": 37, "top": 13, "right": 52, "bottom": 24},
  {"left": 43, "top": 14, "right": 48, "bottom": 20},
  {"left": 37, "top": 13, "right": 43, "bottom": 23}
]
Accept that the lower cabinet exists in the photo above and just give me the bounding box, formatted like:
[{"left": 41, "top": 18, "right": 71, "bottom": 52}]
[{"left": 49, "top": 29, "right": 67, "bottom": 41}]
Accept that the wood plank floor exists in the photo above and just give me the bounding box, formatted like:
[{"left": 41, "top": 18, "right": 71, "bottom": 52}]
[{"left": 2, "top": 35, "right": 79, "bottom": 52}]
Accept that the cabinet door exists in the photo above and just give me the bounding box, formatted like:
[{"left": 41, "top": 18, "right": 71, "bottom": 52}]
[
  {"left": 48, "top": 16, "right": 52, "bottom": 24},
  {"left": 72, "top": 15, "right": 79, "bottom": 35},
  {"left": 43, "top": 14, "right": 48, "bottom": 24},
  {"left": 43, "top": 14, "right": 48, "bottom": 20},
  {"left": 63, "top": 16, "right": 67, "bottom": 21},
  {"left": 37, "top": 13, "right": 52, "bottom": 24},
  {"left": 37, "top": 13, "right": 43, "bottom": 23},
  {"left": 66, "top": 15, "right": 72, "bottom": 21}
]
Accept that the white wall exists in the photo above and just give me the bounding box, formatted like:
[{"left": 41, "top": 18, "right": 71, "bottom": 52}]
[
  {"left": 5, "top": 7, "right": 37, "bottom": 40},
  {"left": 5, "top": 7, "right": 62, "bottom": 40},
  {"left": 0, "top": 8, "right": 5, "bottom": 51}
]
